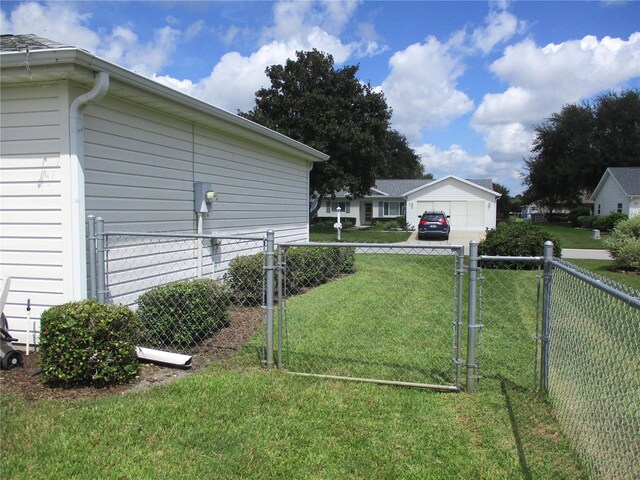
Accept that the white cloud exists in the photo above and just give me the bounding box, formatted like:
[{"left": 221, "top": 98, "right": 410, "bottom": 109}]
[
  {"left": 472, "top": 33, "right": 640, "bottom": 167},
  {"left": 188, "top": 1, "right": 368, "bottom": 112},
  {"left": 472, "top": 7, "right": 525, "bottom": 54},
  {"left": 96, "top": 25, "right": 181, "bottom": 77},
  {"left": 2, "top": 1, "right": 100, "bottom": 52},
  {"left": 415, "top": 143, "right": 493, "bottom": 177},
  {"left": 415, "top": 142, "right": 522, "bottom": 192},
  {"left": 381, "top": 36, "right": 474, "bottom": 142}
]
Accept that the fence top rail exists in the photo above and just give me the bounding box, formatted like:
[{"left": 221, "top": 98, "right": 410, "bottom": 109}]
[
  {"left": 480, "top": 255, "right": 543, "bottom": 263},
  {"left": 550, "top": 259, "right": 640, "bottom": 309},
  {"left": 279, "top": 241, "right": 464, "bottom": 252},
  {"left": 104, "top": 231, "right": 266, "bottom": 241}
]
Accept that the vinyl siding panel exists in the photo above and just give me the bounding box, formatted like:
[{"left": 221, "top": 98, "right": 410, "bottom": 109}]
[
  {"left": 0, "top": 83, "right": 69, "bottom": 342},
  {"left": 593, "top": 175, "right": 629, "bottom": 216},
  {"left": 83, "top": 97, "right": 310, "bottom": 241}
]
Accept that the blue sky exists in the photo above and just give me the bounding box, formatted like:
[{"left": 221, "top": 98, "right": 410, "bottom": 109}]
[{"left": 2, "top": 1, "right": 639, "bottom": 194}]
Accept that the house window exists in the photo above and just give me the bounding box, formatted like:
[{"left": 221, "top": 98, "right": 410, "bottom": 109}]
[
  {"left": 383, "top": 202, "right": 405, "bottom": 216},
  {"left": 617, "top": 203, "right": 623, "bottom": 213},
  {"left": 597, "top": 204, "right": 601, "bottom": 214},
  {"left": 328, "top": 201, "right": 350, "bottom": 213}
]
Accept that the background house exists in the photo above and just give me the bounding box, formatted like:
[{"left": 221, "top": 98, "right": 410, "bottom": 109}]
[
  {"left": 591, "top": 167, "right": 640, "bottom": 217},
  {"left": 0, "top": 34, "right": 327, "bottom": 343},
  {"left": 317, "top": 176, "right": 500, "bottom": 232}
]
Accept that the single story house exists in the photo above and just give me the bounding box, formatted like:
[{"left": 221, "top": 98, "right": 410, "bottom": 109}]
[
  {"left": 0, "top": 34, "right": 328, "bottom": 343},
  {"left": 591, "top": 167, "right": 640, "bottom": 217},
  {"left": 317, "top": 176, "right": 501, "bottom": 231}
]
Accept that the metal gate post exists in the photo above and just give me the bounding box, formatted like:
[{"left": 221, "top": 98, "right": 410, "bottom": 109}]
[
  {"left": 265, "top": 230, "right": 275, "bottom": 369},
  {"left": 540, "top": 241, "right": 554, "bottom": 390},
  {"left": 96, "top": 217, "right": 106, "bottom": 304},
  {"left": 87, "top": 215, "right": 97, "bottom": 299},
  {"left": 466, "top": 240, "right": 479, "bottom": 393},
  {"left": 277, "top": 247, "right": 283, "bottom": 369},
  {"left": 455, "top": 246, "right": 465, "bottom": 390}
]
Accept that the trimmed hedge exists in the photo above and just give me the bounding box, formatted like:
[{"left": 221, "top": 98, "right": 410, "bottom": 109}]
[
  {"left": 224, "top": 253, "right": 265, "bottom": 306},
  {"left": 285, "top": 246, "right": 356, "bottom": 293},
  {"left": 225, "top": 247, "right": 356, "bottom": 300},
  {"left": 604, "top": 215, "right": 640, "bottom": 271},
  {"left": 39, "top": 300, "right": 139, "bottom": 387},
  {"left": 592, "top": 212, "right": 628, "bottom": 232},
  {"left": 479, "top": 222, "right": 561, "bottom": 269},
  {"left": 137, "top": 279, "right": 232, "bottom": 349},
  {"left": 569, "top": 207, "right": 592, "bottom": 227}
]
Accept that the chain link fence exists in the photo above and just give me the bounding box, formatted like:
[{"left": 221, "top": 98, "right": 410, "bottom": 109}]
[
  {"left": 546, "top": 259, "right": 640, "bottom": 479},
  {"left": 277, "top": 243, "right": 464, "bottom": 390},
  {"left": 97, "top": 231, "right": 266, "bottom": 356},
  {"left": 475, "top": 260, "right": 544, "bottom": 390}
]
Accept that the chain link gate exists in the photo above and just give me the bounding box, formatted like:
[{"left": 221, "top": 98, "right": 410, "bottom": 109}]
[{"left": 275, "top": 242, "right": 464, "bottom": 391}]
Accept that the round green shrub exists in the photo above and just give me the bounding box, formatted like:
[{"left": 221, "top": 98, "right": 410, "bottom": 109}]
[
  {"left": 39, "top": 300, "right": 139, "bottom": 387},
  {"left": 225, "top": 253, "right": 265, "bottom": 305},
  {"left": 569, "top": 207, "right": 592, "bottom": 227},
  {"left": 604, "top": 215, "right": 640, "bottom": 271},
  {"left": 593, "top": 212, "right": 628, "bottom": 232},
  {"left": 478, "top": 222, "right": 561, "bottom": 268},
  {"left": 137, "top": 280, "right": 232, "bottom": 349}
]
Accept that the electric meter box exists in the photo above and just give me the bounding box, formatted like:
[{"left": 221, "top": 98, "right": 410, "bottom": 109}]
[{"left": 194, "top": 182, "right": 216, "bottom": 213}]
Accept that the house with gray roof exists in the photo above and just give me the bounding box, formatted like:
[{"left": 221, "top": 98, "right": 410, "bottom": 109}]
[
  {"left": 591, "top": 167, "right": 640, "bottom": 217},
  {"left": 317, "top": 175, "right": 501, "bottom": 232},
  {"left": 0, "top": 34, "right": 327, "bottom": 343}
]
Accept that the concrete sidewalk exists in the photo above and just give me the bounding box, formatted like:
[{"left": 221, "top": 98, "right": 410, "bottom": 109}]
[{"left": 561, "top": 248, "right": 611, "bottom": 260}]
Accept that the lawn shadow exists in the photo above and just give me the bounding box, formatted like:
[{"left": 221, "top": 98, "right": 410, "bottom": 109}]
[{"left": 486, "top": 375, "right": 586, "bottom": 480}]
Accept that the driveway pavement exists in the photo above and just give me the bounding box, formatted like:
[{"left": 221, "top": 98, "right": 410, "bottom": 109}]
[{"left": 405, "top": 229, "right": 486, "bottom": 246}]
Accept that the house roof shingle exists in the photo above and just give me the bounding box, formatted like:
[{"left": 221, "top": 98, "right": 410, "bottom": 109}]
[
  {"left": 608, "top": 167, "right": 640, "bottom": 196},
  {"left": 0, "top": 34, "right": 77, "bottom": 52}
]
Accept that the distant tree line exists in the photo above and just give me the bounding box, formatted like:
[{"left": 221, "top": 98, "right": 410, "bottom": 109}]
[{"left": 522, "top": 90, "right": 640, "bottom": 214}]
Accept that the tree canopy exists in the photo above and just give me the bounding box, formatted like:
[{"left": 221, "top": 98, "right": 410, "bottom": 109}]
[
  {"left": 240, "top": 50, "right": 427, "bottom": 213},
  {"left": 522, "top": 90, "right": 640, "bottom": 211}
]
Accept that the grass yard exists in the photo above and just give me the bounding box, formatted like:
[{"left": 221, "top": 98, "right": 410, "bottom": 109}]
[
  {"left": 537, "top": 223, "right": 607, "bottom": 249},
  {"left": 565, "top": 258, "right": 640, "bottom": 290},
  {"left": 1, "top": 254, "right": 586, "bottom": 479},
  {"left": 310, "top": 223, "right": 412, "bottom": 243}
]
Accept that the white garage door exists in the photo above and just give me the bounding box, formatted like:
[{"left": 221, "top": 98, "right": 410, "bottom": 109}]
[{"left": 417, "top": 201, "right": 485, "bottom": 230}]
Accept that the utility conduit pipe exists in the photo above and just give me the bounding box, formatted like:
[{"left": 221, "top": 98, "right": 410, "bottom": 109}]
[{"left": 69, "top": 72, "right": 110, "bottom": 300}]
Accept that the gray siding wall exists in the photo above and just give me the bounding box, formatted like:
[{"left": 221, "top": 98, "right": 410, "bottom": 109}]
[
  {"left": 0, "top": 83, "right": 70, "bottom": 342},
  {"left": 593, "top": 176, "right": 628, "bottom": 215},
  {"left": 83, "top": 97, "right": 310, "bottom": 241}
]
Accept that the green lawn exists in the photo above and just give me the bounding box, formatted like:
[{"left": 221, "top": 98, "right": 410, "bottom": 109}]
[
  {"left": 537, "top": 223, "right": 607, "bottom": 249},
  {"left": 1, "top": 255, "right": 586, "bottom": 479},
  {"left": 565, "top": 258, "right": 640, "bottom": 290},
  {"left": 310, "top": 224, "right": 412, "bottom": 243}
]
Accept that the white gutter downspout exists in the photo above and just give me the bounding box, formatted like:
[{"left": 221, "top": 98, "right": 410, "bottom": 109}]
[{"left": 69, "top": 72, "right": 110, "bottom": 300}]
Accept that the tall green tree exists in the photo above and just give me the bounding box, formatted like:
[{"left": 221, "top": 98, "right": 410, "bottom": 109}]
[
  {"left": 376, "top": 130, "right": 428, "bottom": 179},
  {"left": 492, "top": 183, "right": 511, "bottom": 219},
  {"left": 239, "top": 50, "right": 392, "bottom": 214},
  {"left": 523, "top": 90, "right": 640, "bottom": 209}
]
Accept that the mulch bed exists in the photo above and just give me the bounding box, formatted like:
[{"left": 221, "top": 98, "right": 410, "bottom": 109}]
[{"left": 0, "top": 307, "right": 263, "bottom": 401}]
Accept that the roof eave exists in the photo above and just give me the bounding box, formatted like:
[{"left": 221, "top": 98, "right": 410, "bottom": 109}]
[{"left": 0, "top": 48, "right": 329, "bottom": 164}]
